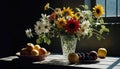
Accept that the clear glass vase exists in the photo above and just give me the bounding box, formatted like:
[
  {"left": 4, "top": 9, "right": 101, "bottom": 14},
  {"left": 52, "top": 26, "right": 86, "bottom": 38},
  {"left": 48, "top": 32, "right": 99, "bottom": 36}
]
[{"left": 60, "top": 35, "right": 77, "bottom": 57}]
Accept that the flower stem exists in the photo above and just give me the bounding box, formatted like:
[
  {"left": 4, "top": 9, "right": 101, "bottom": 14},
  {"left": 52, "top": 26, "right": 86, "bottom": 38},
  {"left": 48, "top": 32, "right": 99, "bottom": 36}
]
[{"left": 49, "top": 7, "right": 55, "bottom": 11}]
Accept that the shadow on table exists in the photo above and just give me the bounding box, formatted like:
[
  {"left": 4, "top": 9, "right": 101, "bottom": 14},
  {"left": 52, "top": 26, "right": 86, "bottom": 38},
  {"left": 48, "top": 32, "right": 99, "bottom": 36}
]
[{"left": 8, "top": 58, "right": 96, "bottom": 69}]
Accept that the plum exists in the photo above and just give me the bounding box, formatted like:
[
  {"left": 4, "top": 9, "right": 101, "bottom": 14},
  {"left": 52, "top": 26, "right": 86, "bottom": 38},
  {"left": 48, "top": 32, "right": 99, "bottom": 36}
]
[{"left": 89, "top": 51, "right": 98, "bottom": 60}]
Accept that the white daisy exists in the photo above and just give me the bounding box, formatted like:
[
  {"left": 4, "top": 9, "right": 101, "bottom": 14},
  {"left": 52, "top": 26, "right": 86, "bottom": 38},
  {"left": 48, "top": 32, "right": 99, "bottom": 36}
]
[
  {"left": 40, "top": 14, "right": 50, "bottom": 22},
  {"left": 81, "top": 20, "right": 91, "bottom": 29},
  {"left": 25, "top": 28, "right": 33, "bottom": 38},
  {"left": 82, "top": 28, "right": 90, "bottom": 35},
  {"left": 34, "top": 21, "right": 44, "bottom": 35},
  {"left": 42, "top": 21, "right": 51, "bottom": 33},
  {"left": 34, "top": 20, "right": 51, "bottom": 35},
  {"left": 77, "top": 21, "right": 91, "bottom": 36}
]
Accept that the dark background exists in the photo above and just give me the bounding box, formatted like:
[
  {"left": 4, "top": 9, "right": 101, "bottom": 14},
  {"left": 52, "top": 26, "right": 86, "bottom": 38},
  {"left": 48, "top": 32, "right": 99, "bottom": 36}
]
[{"left": 0, "top": 0, "right": 120, "bottom": 58}]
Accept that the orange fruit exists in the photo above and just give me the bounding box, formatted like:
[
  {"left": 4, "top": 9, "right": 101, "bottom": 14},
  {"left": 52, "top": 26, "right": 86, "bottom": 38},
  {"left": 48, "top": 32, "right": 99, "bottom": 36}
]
[
  {"left": 97, "top": 48, "right": 107, "bottom": 58},
  {"left": 31, "top": 49, "right": 39, "bottom": 56},
  {"left": 68, "top": 53, "right": 79, "bottom": 64},
  {"left": 34, "top": 44, "right": 41, "bottom": 50},
  {"left": 39, "top": 48, "right": 47, "bottom": 55}
]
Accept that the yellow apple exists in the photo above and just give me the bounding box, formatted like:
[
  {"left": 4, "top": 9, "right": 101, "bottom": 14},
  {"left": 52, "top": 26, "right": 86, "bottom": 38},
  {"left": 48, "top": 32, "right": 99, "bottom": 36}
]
[
  {"left": 34, "top": 44, "right": 41, "bottom": 50},
  {"left": 26, "top": 43, "right": 34, "bottom": 51},
  {"left": 97, "top": 48, "right": 107, "bottom": 58},
  {"left": 31, "top": 49, "right": 39, "bottom": 56},
  {"left": 68, "top": 53, "right": 79, "bottom": 64}
]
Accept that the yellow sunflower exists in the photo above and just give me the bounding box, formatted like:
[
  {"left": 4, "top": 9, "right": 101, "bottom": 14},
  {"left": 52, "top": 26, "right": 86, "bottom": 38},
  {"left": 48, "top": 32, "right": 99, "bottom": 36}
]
[
  {"left": 75, "top": 12, "right": 83, "bottom": 20},
  {"left": 62, "top": 7, "right": 74, "bottom": 17},
  {"left": 72, "top": 14, "right": 79, "bottom": 20},
  {"left": 56, "top": 18, "right": 66, "bottom": 28},
  {"left": 44, "top": 3, "right": 50, "bottom": 10},
  {"left": 93, "top": 5, "right": 104, "bottom": 17}
]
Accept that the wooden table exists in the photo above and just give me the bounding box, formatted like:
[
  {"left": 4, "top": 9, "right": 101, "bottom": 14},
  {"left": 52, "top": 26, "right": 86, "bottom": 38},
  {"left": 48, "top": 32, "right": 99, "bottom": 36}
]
[{"left": 0, "top": 55, "right": 120, "bottom": 69}]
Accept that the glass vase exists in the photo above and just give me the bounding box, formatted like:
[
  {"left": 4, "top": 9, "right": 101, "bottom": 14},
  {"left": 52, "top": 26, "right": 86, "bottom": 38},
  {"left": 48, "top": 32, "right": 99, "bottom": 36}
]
[{"left": 60, "top": 35, "right": 77, "bottom": 57}]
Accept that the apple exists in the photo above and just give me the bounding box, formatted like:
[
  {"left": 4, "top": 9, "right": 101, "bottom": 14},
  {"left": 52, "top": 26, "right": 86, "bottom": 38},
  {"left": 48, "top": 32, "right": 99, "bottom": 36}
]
[
  {"left": 31, "top": 49, "right": 39, "bottom": 56},
  {"left": 68, "top": 53, "right": 79, "bottom": 64},
  {"left": 34, "top": 44, "right": 41, "bottom": 50},
  {"left": 89, "top": 51, "right": 98, "bottom": 60},
  {"left": 97, "top": 48, "right": 107, "bottom": 58},
  {"left": 39, "top": 48, "right": 47, "bottom": 55},
  {"left": 20, "top": 48, "right": 30, "bottom": 56},
  {"left": 26, "top": 43, "right": 34, "bottom": 51}
]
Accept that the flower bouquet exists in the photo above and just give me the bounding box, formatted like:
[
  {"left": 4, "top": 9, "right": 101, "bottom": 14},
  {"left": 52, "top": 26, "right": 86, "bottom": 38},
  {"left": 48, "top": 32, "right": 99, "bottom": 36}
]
[{"left": 25, "top": 3, "right": 109, "bottom": 56}]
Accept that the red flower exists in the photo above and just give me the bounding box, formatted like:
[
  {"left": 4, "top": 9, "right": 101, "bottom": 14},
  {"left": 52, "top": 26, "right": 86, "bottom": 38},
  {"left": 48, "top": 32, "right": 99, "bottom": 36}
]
[
  {"left": 64, "top": 19, "right": 80, "bottom": 34},
  {"left": 49, "top": 12, "right": 55, "bottom": 20}
]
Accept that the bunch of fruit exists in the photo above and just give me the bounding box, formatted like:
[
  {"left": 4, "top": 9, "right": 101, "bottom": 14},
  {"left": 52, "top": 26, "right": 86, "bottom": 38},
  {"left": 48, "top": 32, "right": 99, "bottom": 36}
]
[
  {"left": 68, "top": 48, "right": 107, "bottom": 64},
  {"left": 20, "top": 43, "right": 48, "bottom": 56},
  {"left": 78, "top": 51, "right": 98, "bottom": 60},
  {"left": 68, "top": 51, "right": 98, "bottom": 64}
]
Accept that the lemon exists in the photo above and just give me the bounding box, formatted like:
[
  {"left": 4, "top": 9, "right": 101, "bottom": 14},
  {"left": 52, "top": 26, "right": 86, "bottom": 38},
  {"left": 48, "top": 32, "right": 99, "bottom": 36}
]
[
  {"left": 97, "top": 48, "right": 107, "bottom": 58},
  {"left": 68, "top": 53, "right": 79, "bottom": 64}
]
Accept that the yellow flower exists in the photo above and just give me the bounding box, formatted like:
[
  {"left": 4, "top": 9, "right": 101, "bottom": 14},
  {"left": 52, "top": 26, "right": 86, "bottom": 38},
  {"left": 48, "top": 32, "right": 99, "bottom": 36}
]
[
  {"left": 55, "top": 8, "right": 63, "bottom": 17},
  {"left": 56, "top": 18, "right": 66, "bottom": 28},
  {"left": 62, "top": 7, "right": 74, "bottom": 17},
  {"left": 75, "top": 12, "right": 83, "bottom": 20},
  {"left": 72, "top": 14, "right": 79, "bottom": 20},
  {"left": 93, "top": 5, "right": 104, "bottom": 17},
  {"left": 44, "top": 3, "right": 50, "bottom": 10}
]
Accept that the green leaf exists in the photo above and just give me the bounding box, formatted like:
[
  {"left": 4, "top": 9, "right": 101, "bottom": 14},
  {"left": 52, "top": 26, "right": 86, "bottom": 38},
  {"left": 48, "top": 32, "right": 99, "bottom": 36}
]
[
  {"left": 99, "top": 29, "right": 104, "bottom": 34},
  {"left": 88, "top": 30, "right": 93, "bottom": 38},
  {"left": 99, "top": 25, "right": 110, "bottom": 34},
  {"left": 99, "top": 18, "right": 104, "bottom": 24},
  {"left": 36, "top": 38, "right": 43, "bottom": 44},
  {"left": 47, "top": 39, "right": 51, "bottom": 45},
  {"left": 76, "top": 8, "right": 81, "bottom": 12},
  {"left": 96, "top": 36, "right": 101, "bottom": 40},
  {"left": 81, "top": 5, "right": 88, "bottom": 9},
  {"left": 84, "top": 5, "right": 88, "bottom": 9}
]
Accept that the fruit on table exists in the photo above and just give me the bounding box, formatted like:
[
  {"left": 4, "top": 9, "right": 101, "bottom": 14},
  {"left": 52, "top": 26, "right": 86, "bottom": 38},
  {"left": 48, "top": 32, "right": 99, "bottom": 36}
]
[
  {"left": 68, "top": 51, "right": 98, "bottom": 64},
  {"left": 68, "top": 53, "right": 79, "bottom": 64},
  {"left": 39, "top": 48, "right": 47, "bottom": 55},
  {"left": 78, "top": 53, "right": 82, "bottom": 60},
  {"left": 78, "top": 51, "right": 98, "bottom": 60},
  {"left": 97, "top": 48, "right": 107, "bottom": 58},
  {"left": 89, "top": 51, "right": 98, "bottom": 60},
  {"left": 31, "top": 49, "right": 39, "bottom": 56},
  {"left": 26, "top": 43, "right": 34, "bottom": 51},
  {"left": 20, "top": 43, "right": 48, "bottom": 56},
  {"left": 20, "top": 48, "right": 30, "bottom": 56},
  {"left": 34, "top": 44, "right": 41, "bottom": 50}
]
